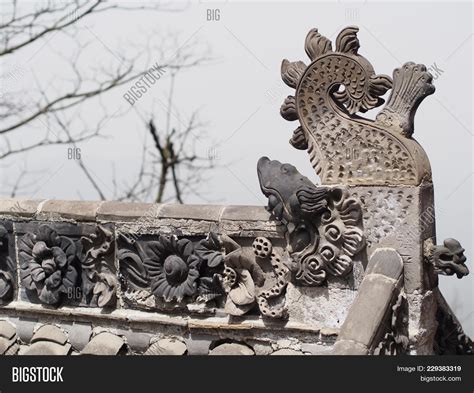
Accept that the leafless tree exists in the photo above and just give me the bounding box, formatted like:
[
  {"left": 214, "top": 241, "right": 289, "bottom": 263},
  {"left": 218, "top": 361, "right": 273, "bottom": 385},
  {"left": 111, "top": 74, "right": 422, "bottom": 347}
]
[
  {"left": 112, "top": 68, "right": 217, "bottom": 204},
  {"left": 0, "top": 0, "right": 213, "bottom": 201}
]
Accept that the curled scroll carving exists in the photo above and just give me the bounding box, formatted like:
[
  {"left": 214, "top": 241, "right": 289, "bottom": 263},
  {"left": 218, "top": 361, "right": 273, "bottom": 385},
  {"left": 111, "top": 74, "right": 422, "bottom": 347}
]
[
  {"left": 219, "top": 235, "right": 290, "bottom": 318},
  {"left": 257, "top": 157, "right": 365, "bottom": 286},
  {"left": 117, "top": 234, "right": 150, "bottom": 292},
  {"left": 280, "top": 26, "right": 434, "bottom": 185},
  {"left": 219, "top": 234, "right": 264, "bottom": 316},
  {"left": 79, "top": 225, "right": 117, "bottom": 307}
]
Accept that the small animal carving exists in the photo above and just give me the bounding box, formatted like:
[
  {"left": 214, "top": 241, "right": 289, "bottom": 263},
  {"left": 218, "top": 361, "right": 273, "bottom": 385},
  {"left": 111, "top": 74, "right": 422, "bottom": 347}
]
[{"left": 424, "top": 238, "right": 469, "bottom": 278}]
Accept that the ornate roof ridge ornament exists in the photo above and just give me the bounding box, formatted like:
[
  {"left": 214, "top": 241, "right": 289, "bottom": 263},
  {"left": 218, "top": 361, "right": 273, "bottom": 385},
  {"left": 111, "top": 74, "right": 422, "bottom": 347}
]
[
  {"left": 257, "top": 157, "right": 365, "bottom": 286},
  {"left": 280, "top": 26, "right": 434, "bottom": 186}
]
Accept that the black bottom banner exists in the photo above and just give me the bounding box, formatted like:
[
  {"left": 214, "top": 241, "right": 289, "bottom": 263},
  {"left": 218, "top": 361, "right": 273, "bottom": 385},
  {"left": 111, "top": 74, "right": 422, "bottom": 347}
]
[{"left": 0, "top": 355, "right": 472, "bottom": 393}]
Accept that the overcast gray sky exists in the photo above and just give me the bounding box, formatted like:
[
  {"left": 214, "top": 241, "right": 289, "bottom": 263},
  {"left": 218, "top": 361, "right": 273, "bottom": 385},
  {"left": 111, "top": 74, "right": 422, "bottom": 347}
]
[{"left": 1, "top": 0, "right": 472, "bottom": 335}]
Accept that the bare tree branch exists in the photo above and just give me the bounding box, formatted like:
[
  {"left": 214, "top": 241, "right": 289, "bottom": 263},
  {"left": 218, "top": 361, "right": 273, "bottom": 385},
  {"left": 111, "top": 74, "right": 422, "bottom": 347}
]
[{"left": 0, "top": 0, "right": 216, "bottom": 202}]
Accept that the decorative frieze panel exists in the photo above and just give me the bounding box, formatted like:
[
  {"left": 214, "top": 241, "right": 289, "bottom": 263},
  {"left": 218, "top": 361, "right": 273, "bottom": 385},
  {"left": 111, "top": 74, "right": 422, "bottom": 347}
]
[
  {"left": 118, "top": 232, "right": 289, "bottom": 319},
  {"left": 19, "top": 224, "right": 79, "bottom": 305},
  {"left": 6, "top": 221, "right": 292, "bottom": 319},
  {"left": 119, "top": 232, "right": 217, "bottom": 309},
  {"left": 16, "top": 223, "right": 116, "bottom": 308},
  {"left": 79, "top": 225, "right": 117, "bottom": 307}
]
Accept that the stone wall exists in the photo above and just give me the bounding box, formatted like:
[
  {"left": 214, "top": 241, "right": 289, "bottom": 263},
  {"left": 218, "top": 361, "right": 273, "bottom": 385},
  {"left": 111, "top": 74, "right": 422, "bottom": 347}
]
[{"left": 0, "top": 199, "right": 354, "bottom": 355}]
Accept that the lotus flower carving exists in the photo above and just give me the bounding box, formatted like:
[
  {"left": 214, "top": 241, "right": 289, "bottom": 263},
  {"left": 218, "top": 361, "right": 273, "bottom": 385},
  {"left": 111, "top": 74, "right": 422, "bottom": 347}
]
[{"left": 143, "top": 235, "right": 201, "bottom": 302}]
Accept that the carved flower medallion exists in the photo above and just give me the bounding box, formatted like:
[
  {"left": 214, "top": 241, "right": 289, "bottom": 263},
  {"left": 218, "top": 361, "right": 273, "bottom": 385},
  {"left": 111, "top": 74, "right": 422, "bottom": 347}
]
[
  {"left": 143, "top": 235, "right": 201, "bottom": 302},
  {"left": 19, "top": 225, "right": 78, "bottom": 305}
]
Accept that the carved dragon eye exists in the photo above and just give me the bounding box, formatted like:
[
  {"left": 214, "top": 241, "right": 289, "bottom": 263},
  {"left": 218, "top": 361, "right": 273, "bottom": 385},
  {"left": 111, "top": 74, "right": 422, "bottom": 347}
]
[
  {"left": 281, "top": 164, "right": 294, "bottom": 174},
  {"left": 439, "top": 253, "right": 452, "bottom": 262},
  {"left": 455, "top": 252, "right": 467, "bottom": 264}
]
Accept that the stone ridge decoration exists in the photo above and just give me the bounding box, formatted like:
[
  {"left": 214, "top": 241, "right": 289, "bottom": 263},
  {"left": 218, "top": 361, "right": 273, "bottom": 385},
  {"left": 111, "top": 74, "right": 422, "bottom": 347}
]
[
  {"left": 280, "top": 25, "right": 434, "bottom": 185},
  {"left": 19, "top": 225, "right": 79, "bottom": 305},
  {"left": 220, "top": 234, "right": 265, "bottom": 316},
  {"left": 118, "top": 232, "right": 225, "bottom": 306},
  {"left": 0, "top": 225, "right": 15, "bottom": 303},
  {"left": 118, "top": 232, "right": 289, "bottom": 318},
  {"left": 424, "top": 238, "right": 469, "bottom": 279},
  {"left": 221, "top": 235, "right": 290, "bottom": 317},
  {"left": 374, "top": 292, "right": 409, "bottom": 356},
  {"left": 79, "top": 225, "right": 117, "bottom": 307},
  {"left": 18, "top": 224, "right": 116, "bottom": 307},
  {"left": 144, "top": 236, "right": 203, "bottom": 302},
  {"left": 257, "top": 157, "right": 365, "bottom": 286}
]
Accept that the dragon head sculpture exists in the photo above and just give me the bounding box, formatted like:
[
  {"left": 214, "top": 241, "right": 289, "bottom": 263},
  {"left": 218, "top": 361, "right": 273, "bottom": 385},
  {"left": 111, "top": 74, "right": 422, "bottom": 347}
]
[
  {"left": 425, "top": 238, "right": 469, "bottom": 279},
  {"left": 257, "top": 157, "right": 365, "bottom": 286},
  {"left": 257, "top": 156, "right": 329, "bottom": 224}
]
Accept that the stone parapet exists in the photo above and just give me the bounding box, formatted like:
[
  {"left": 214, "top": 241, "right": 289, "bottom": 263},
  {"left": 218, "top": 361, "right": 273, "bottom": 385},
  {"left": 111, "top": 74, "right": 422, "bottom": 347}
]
[{"left": 0, "top": 198, "right": 343, "bottom": 355}]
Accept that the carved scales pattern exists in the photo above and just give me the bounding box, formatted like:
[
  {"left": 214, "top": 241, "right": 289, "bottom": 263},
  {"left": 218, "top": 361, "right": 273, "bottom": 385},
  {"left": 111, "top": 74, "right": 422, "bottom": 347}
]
[{"left": 281, "top": 26, "right": 435, "bottom": 186}]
